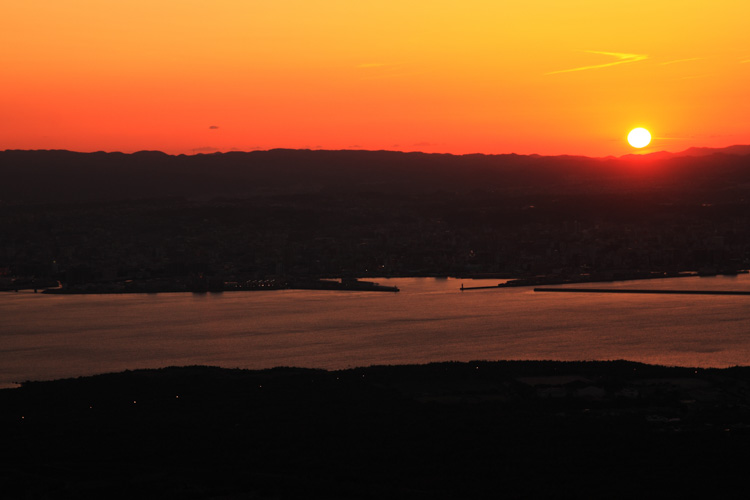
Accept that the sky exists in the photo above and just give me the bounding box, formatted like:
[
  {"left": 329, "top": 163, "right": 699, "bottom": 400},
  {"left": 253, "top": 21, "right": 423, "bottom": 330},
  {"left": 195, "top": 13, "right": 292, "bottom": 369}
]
[{"left": 3, "top": 0, "right": 749, "bottom": 157}]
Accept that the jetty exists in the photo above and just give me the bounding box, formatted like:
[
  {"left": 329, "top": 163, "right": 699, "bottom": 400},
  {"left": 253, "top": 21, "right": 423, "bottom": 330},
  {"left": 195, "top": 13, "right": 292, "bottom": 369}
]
[
  {"left": 460, "top": 283, "right": 503, "bottom": 291},
  {"left": 534, "top": 288, "right": 750, "bottom": 296}
]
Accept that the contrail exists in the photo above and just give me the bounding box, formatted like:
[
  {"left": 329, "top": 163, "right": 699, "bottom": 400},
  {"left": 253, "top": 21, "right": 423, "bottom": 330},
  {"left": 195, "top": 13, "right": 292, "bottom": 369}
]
[{"left": 547, "top": 51, "right": 647, "bottom": 75}]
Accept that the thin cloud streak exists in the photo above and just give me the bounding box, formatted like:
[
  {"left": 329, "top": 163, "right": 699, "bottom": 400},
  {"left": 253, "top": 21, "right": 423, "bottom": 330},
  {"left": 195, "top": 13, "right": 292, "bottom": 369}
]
[
  {"left": 660, "top": 57, "right": 702, "bottom": 66},
  {"left": 546, "top": 51, "right": 648, "bottom": 75}
]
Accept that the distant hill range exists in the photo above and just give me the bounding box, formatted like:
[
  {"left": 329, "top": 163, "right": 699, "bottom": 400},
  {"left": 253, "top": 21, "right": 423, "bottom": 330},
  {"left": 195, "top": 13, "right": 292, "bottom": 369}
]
[
  {"left": 2, "top": 146, "right": 750, "bottom": 204},
  {"left": 618, "top": 144, "right": 750, "bottom": 161}
]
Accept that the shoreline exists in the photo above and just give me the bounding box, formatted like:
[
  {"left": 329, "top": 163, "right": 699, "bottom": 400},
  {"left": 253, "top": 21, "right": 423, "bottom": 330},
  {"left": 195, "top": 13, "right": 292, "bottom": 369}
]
[
  {"left": 7, "top": 357, "right": 750, "bottom": 389},
  {"left": 38, "top": 277, "right": 400, "bottom": 295},
  {"left": 459, "top": 270, "right": 749, "bottom": 291},
  {"left": 6, "top": 269, "right": 746, "bottom": 295}
]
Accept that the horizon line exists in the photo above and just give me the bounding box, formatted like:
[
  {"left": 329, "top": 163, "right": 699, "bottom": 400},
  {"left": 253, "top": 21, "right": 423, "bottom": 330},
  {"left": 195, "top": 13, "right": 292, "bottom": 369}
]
[{"left": 3, "top": 144, "right": 750, "bottom": 161}]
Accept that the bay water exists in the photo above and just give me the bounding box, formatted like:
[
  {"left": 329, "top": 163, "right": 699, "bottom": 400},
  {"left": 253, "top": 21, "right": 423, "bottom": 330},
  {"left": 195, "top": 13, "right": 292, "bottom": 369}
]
[{"left": 2, "top": 275, "right": 750, "bottom": 388}]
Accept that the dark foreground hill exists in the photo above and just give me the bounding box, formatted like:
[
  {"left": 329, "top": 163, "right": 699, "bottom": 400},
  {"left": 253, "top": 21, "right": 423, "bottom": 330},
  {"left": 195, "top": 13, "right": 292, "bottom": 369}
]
[{"left": 3, "top": 360, "right": 750, "bottom": 498}]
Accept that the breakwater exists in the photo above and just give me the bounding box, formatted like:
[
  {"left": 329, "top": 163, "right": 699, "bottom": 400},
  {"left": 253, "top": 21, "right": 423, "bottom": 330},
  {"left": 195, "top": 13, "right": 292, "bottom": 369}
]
[{"left": 534, "top": 288, "right": 750, "bottom": 296}]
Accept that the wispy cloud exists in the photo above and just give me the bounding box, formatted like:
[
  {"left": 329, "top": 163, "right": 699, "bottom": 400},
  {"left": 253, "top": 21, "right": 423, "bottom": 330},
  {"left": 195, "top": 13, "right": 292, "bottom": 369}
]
[
  {"left": 660, "top": 57, "right": 702, "bottom": 66},
  {"left": 741, "top": 59, "right": 750, "bottom": 64},
  {"left": 546, "top": 51, "right": 648, "bottom": 75}
]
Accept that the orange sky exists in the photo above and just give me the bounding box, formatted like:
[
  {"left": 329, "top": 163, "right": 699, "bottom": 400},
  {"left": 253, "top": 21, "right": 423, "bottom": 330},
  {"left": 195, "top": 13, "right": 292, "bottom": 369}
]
[{"left": 3, "top": 1, "right": 749, "bottom": 157}]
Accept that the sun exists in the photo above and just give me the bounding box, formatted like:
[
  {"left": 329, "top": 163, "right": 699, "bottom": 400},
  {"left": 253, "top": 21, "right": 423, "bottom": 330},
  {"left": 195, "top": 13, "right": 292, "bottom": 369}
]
[{"left": 627, "top": 128, "right": 651, "bottom": 148}]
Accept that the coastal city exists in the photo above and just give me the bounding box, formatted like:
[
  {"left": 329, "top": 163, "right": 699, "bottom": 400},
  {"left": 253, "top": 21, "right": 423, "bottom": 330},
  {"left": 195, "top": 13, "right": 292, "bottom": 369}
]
[{"left": 2, "top": 188, "right": 749, "bottom": 293}]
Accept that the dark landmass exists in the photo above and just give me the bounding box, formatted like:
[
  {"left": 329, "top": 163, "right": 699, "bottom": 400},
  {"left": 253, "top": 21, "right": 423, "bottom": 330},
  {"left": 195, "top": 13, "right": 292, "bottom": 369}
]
[
  {"left": 40, "top": 277, "right": 399, "bottom": 294},
  {"left": 3, "top": 360, "right": 750, "bottom": 498},
  {"left": 619, "top": 144, "right": 750, "bottom": 161},
  {"left": 4, "top": 147, "right": 750, "bottom": 205},
  {"left": 2, "top": 147, "right": 750, "bottom": 290}
]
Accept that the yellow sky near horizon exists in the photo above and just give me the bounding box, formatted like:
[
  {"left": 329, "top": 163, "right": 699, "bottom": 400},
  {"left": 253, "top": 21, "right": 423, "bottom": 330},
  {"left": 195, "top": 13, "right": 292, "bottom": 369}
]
[{"left": 2, "top": 0, "right": 749, "bottom": 156}]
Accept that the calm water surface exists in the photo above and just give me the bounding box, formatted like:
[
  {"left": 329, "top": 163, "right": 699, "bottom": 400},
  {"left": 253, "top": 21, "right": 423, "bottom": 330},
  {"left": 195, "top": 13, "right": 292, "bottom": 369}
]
[{"left": 3, "top": 275, "right": 750, "bottom": 387}]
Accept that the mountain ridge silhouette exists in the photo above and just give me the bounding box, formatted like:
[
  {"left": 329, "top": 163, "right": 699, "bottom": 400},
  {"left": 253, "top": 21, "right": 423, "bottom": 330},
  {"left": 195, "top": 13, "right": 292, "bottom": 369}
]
[{"left": 2, "top": 145, "right": 749, "bottom": 204}]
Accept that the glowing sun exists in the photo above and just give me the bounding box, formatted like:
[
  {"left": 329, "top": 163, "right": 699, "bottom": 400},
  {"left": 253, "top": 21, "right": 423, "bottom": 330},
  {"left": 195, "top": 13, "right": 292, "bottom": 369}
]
[{"left": 627, "top": 128, "right": 651, "bottom": 148}]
